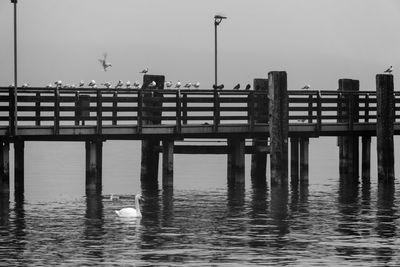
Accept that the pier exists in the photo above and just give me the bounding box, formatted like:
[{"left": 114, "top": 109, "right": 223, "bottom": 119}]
[{"left": 0, "top": 72, "right": 397, "bottom": 197}]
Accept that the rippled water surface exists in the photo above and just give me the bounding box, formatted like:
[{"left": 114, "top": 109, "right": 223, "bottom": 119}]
[{"left": 1, "top": 141, "right": 400, "bottom": 266}]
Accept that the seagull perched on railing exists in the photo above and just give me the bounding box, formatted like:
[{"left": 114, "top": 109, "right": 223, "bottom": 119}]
[
  {"left": 184, "top": 82, "right": 192, "bottom": 89},
  {"left": 102, "top": 81, "right": 112, "bottom": 88},
  {"left": 245, "top": 84, "right": 251, "bottom": 90},
  {"left": 140, "top": 67, "right": 148, "bottom": 74},
  {"left": 98, "top": 53, "right": 112, "bottom": 71},
  {"left": 301, "top": 84, "right": 311, "bottom": 90},
  {"left": 21, "top": 83, "right": 30, "bottom": 88},
  {"left": 148, "top": 81, "right": 156, "bottom": 88},
  {"left": 133, "top": 81, "right": 140, "bottom": 89},
  {"left": 115, "top": 80, "right": 124, "bottom": 89},
  {"left": 165, "top": 81, "right": 173, "bottom": 88},
  {"left": 384, "top": 66, "right": 393, "bottom": 74},
  {"left": 175, "top": 80, "right": 181, "bottom": 88},
  {"left": 46, "top": 83, "right": 53, "bottom": 88},
  {"left": 88, "top": 80, "right": 97, "bottom": 88},
  {"left": 79, "top": 80, "right": 85, "bottom": 87},
  {"left": 9, "top": 83, "right": 14, "bottom": 88},
  {"left": 213, "top": 84, "right": 224, "bottom": 90},
  {"left": 193, "top": 82, "right": 200, "bottom": 88},
  {"left": 126, "top": 81, "right": 131, "bottom": 88},
  {"left": 55, "top": 81, "right": 62, "bottom": 88},
  {"left": 233, "top": 83, "right": 240, "bottom": 90}
]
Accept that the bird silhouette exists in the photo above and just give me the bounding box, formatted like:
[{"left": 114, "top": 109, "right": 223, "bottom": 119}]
[
  {"left": 148, "top": 81, "right": 156, "bottom": 88},
  {"left": 175, "top": 80, "right": 181, "bottom": 88},
  {"left": 88, "top": 80, "right": 96, "bottom": 88},
  {"left": 46, "top": 83, "right": 53, "bottom": 88},
  {"left": 384, "top": 66, "right": 393, "bottom": 74},
  {"left": 214, "top": 84, "right": 224, "bottom": 90},
  {"left": 184, "top": 82, "right": 192, "bottom": 89},
  {"left": 301, "top": 84, "right": 311, "bottom": 89},
  {"left": 98, "top": 53, "right": 112, "bottom": 71},
  {"left": 21, "top": 83, "right": 30, "bottom": 88},
  {"left": 245, "top": 84, "right": 251, "bottom": 90},
  {"left": 233, "top": 83, "right": 240, "bottom": 90},
  {"left": 102, "top": 82, "right": 112, "bottom": 88},
  {"left": 126, "top": 81, "right": 131, "bottom": 88},
  {"left": 193, "top": 82, "right": 200, "bottom": 88},
  {"left": 140, "top": 67, "right": 148, "bottom": 74},
  {"left": 79, "top": 80, "right": 85, "bottom": 87},
  {"left": 115, "top": 80, "right": 124, "bottom": 89},
  {"left": 54, "top": 81, "right": 62, "bottom": 88}
]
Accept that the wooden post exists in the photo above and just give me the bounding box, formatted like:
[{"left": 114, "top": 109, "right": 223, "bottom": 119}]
[
  {"left": 299, "top": 137, "right": 309, "bottom": 185},
  {"left": 14, "top": 139, "right": 24, "bottom": 194},
  {"left": 376, "top": 74, "right": 394, "bottom": 183},
  {"left": 75, "top": 92, "right": 80, "bottom": 126},
  {"left": 227, "top": 138, "right": 245, "bottom": 187},
  {"left": 162, "top": 140, "right": 174, "bottom": 188},
  {"left": 290, "top": 137, "right": 299, "bottom": 186},
  {"left": 213, "top": 90, "right": 220, "bottom": 132},
  {"left": 338, "top": 79, "right": 359, "bottom": 183},
  {"left": 54, "top": 88, "right": 60, "bottom": 135},
  {"left": 251, "top": 78, "right": 268, "bottom": 185},
  {"left": 140, "top": 75, "right": 165, "bottom": 190},
  {"left": 361, "top": 136, "right": 371, "bottom": 183},
  {"left": 0, "top": 142, "right": 10, "bottom": 195},
  {"left": 35, "top": 92, "right": 41, "bottom": 126},
  {"left": 96, "top": 90, "right": 102, "bottom": 135},
  {"left": 182, "top": 93, "right": 188, "bottom": 124},
  {"left": 175, "top": 90, "right": 182, "bottom": 134},
  {"left": 85, "top": 140, "right": 103, "bottom": 195},
  {"left": 268, "top": 71, "right": 288, "bottom": 187},
  {"left": 112, "top": 91, "right": 118, "bottom": 126}
]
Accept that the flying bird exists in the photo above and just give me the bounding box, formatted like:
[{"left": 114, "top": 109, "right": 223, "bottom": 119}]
[
  {"left": 233, "top": 83, "right": 240, "bottom": 90},
  {"left": 140, "top": 67, "right": 148, "bottom": 74},
  {"left": 193, "top": 82, "right": 200, "bottom": 88},
  {"left": 165, "top": 81, "right": 173, "bottom": 88},
  {"left": 98, "top": 53, "right": 112, "bottom": 71},
  {"left": 245, "top": 84, "right": 251, "bottom": 90},
  {"left": 301, "top": 84, "right": 311, "bottom": 90},
  {"left": 384, "top": 66, "right": 393, "bottom": 74},
  {"left": 175, "top": 80, "right": 181, "bottom": 88}
]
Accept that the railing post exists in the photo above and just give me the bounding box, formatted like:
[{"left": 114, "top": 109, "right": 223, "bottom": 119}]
[
  {"left": 112, "top": 91, "right": 118, "bottom": 126},
  {"left": 75, "top": 91, "right": 80, "bottom": 126},
  {"left": 316, "top": 91, "right": 322, "bottom": 131},
  {"left": 96, "top": 90, "right": 102, "bottom": 135},
  {"left": 213, "top": 90, "right": 220, "bottom": 132},
  {"left": 248, "top": 91, "right": 255, "bottom": 131},
  {"left": 376, "top": 74, "right": 395, "bottom": 183},
  {"left": 175, "top": 90, "right": 182, "bottom": 134},
  {"left": 307, "top": 94, "right": 313, "bottom": 123},
  {"left": 137, "top": 90, "right": 143, "bottom": 134},
  {"left": 182, "top": 93, "right": 188, "bottom": 124},
  {"left": 35, "top": 92, "right": 41, "bottom": 126},
  {"left": 54, "top": 88, "right": 60, "bottom": 135},
  {"left": 269, "top": 71, "right": 288, "bottom": 187}
]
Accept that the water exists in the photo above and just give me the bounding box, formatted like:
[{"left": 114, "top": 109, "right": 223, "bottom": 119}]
[{"left": 1, "top": 140, "right": 400, "bottom": 266}]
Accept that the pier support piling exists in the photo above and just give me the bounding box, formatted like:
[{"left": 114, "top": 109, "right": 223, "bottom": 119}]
[
  {"left": 250, "top": 78, "right": 269, "bottom": 186},
  {"left": 162, "top": 140, "right": 174, "bottom": 188},
  {"left": 338, "top": 79, "right": 359, "bottom": 183},
  {"left": 376, "top": 74, "right": 395, "bottom": 183},
  {"left": 14, "top": 140, "right": 24, "bottom": 194},
  {"left": 290, "top": 137, "right": 299, "bottom": 186},
  {"left": 299, "top": 137, "right": 309, "bottom": 185},
  {"left": 269, "top": 71, "right": 288, "bottom": 187},
  {"left": 0, "top": 142, "right": 10, "bottom": 195},
  {"left": 361, "top": 136, "right": 371, "bottom": 183},
  {"left": 227, "top": 138, "right": 245, "bottom": 187},
  {"left": 85, "top": 140, "right": 103, "bottom": 195}
]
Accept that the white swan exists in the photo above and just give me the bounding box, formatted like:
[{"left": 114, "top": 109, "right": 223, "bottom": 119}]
[{"left": 115, "top": 194, "right": 143, "bottom": 218}]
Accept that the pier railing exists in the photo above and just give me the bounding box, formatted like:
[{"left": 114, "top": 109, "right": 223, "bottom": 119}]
[{"left": 0, "top": 87, "right": 398, "bottom": 137}]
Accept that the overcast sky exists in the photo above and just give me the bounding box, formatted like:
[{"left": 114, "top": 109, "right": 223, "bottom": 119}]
[{"left": 0, "top": 0, "right": 399, "bottom": 90}]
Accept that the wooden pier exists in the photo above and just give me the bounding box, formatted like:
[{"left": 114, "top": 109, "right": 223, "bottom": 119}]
[{"left": 0, "top": 72, "right": 397, "bottom": 197}]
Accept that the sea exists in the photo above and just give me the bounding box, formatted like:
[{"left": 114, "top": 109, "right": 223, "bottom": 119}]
[{"left": 1, "top": 137, "right": 400, "bottom": 266}]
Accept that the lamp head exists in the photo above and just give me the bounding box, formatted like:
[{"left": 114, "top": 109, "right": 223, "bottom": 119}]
[
  {"left": 11, "top": 0, "right": 18, "bottom": 3},
  {"left": 214, "top": 14, "right": 227, "bottom": 26}
]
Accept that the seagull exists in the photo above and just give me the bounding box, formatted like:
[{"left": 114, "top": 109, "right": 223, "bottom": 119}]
[
  {"left": 184, "top": 82, "right": 192, "bottom": 89},
  {"left": 175, "top": 80, "right": 181, "bottom": 88},
  {"left": 148, "top": 81, "right": 156, "bottom": 88},
  {"left": 21, "top": 83, "right": 30, "bottom": 88},
  {"left": 216, "top": 84, "right": 224, "bottom": 90},
  {"left": 88, "top": 80, "right": 96, "bottom": 88},
  {"left": 115, "top": 80, "right": 124, "bottom": 89},
  {"left": 301, "top": 84, "right": 311, "bottom": 90},
  {"left": 384, "top": 66, "right": 393, "bottom": 74},
  {"left": 98, "top": 53, "right": 112, "bottom": 71},
  {"left": 233, "top": 83, "right": 240, "bottom": 90},
  {"left": 79, "top": 80, "right": 85, "bottom": 87},
  {"left": 165, "top": 81, "right": 173, "bottom": 88},
  {"left": 193, "top": 82, "right": 200, "bottom": 88},
  {"left": 140, "top": 67, "right": 148, "bottom": 74},
  {"left": 55, "top": 80, "right": 62, "bottom": 88},
  {"left": 9, "top": 83, "right": 14, "bottom": 88},
  {"left": 102, "top": 81, "right": 112, "bottom": 88},
  {"left": 46, "top": 83, "right": 53, "bottom": 88},
  {"left": 245, "top": 84, "right": 251, "bottom": 90},
  {"left": 133, "top": 81, "right": 140, "bottom": 89}
]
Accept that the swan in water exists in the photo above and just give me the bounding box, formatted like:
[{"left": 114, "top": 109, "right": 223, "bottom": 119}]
[{"left": 115, "top": 194, "right": 143, "bottom": 218}]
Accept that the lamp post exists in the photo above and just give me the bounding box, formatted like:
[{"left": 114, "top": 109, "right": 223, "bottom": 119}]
[
  {"left": 214, "top": 14, "right": 227, "bottom": 89},
  {"left": 10, "top": 0, "right": 18, "bottom": 137}
]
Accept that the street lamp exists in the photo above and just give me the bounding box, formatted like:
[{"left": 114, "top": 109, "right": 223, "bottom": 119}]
[
  {"left": 10, "top": 0, "right": 18, "bottom": 137},
  {"left": 214, "top": 14, "right": 227, "bottom": 89}
]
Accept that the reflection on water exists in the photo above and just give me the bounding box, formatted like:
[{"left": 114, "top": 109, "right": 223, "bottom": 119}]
[{"left": 0, "top": 180, "right": 400, "bottom": 266}]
